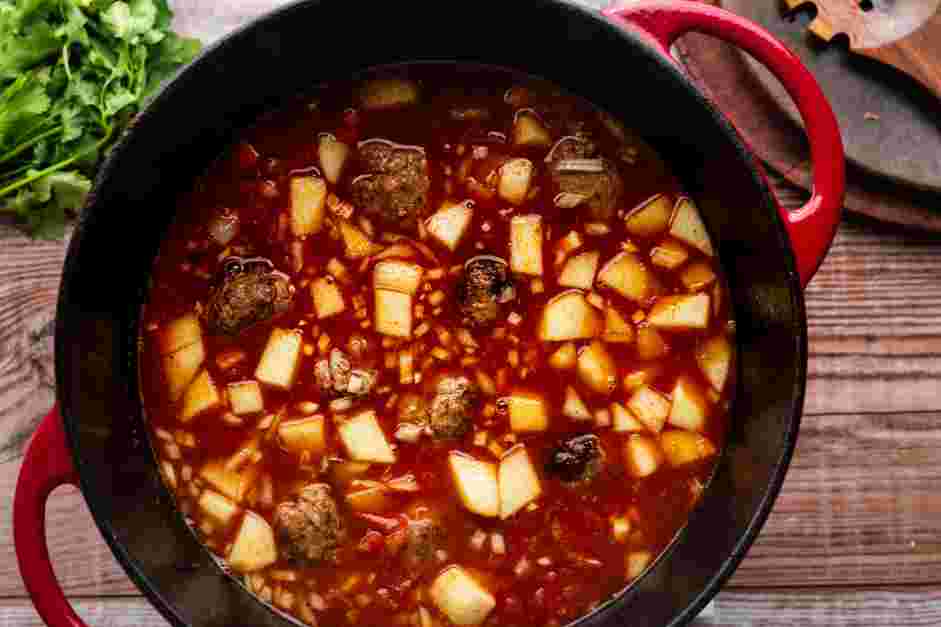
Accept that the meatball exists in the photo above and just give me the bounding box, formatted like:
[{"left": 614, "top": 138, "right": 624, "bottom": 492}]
[
  {"left": 427, "top": 375, "right": 479, "bottom": 439},
  {"left": 350, "top": 139, "right": 430, "bottom": 232},
  {"left": 273, "top": 484, "right": 346, "bottom": 565},
  {"left": 314, "top": 348, "right": 377, "bottom": 397},
  {"left": 204, "top": 258, "right": 293, "bottom": 335},
  {"left": 457, "top": 256, "right": 515, "bottom": 327},
  {"left": 546, "top": 136, "right": 623, "bottom": 222},
  {"left": 546, "top": 434, "right": 606, "bottom": 485},
  {"left": 401, "top": 518, "right": 446, "bottom": 569}
]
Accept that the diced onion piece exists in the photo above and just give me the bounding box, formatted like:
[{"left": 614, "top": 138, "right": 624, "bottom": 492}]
[
  {"left": 509, "top": 214, "right": 544, "bottom": 276},
  {"left": 602, "top": 306, "right": 634, "bottom": 344},
  {"left": 669, "top": 197, "right": 714, "bottom": 256},
  {"left": 611, "top": 402, "right": 645, "bottom": 433},
  {"left": 647, "top": 293, "right": 711, "bottom": 330},
  {"left": 668, "top": 376, "right": 709, "bottom": 432},
  {"left": 229, "top": 511, "right": 278, "bottom": 573},
  {"left": 227, "top": 380, "right": 264, "bottom": 416},
  {"left": 208, "top": 211, "right": 240, "bottom": 246},
  {"left": 538, "top": 290, "right": 602, "bottom": 341},
  {"left": 505, "top": 391, "right": 549, "bottom": 432},
  {"left": 680, "top": 262, "right": 717, "bottom": 291},
  {"left": 318, "top": 134, "right": 350, "bottom": 184},
  {"left": 597, "top": 252, "right": 661, "bottom": 304},
  {"left": 374, "top": 260, "right": 424, "bottom": 295},
  {"left": 554, "top": 158, "right": 605, "bottom": 173},
  {"left": 624, "top": 435, "right": 664, "bottom": 478},
  {"left": 554, "top": 192, "right": 588, "bottom": 209},
  {"left": 625, "top": 194, "right": 672, "bottom": 237},
  {"left": 163, "top": 341, "right": 205, "bottom": 403},
  {"left": 576, "top": 340, "right": 617, "bottom": 396},
  {"left": 289, "top": 176, "right": 327, "bottom": 238},
  {"left": 157, "top": 312, "right": 203, "bottom": 355},
  {"left": 329, "top": 460, "right": 372, "bottom": 485},
  {"left": 338, "top": 218, "right": 382, "bottom": 259},
  {"left": 499, "top": 445, "right": 543, "bottom": 519},
  {"left": 197, "top": 489, "right": 241, "bottom": 528},
  {"left": 448, "top": 452, "right": 499, "bottom": 517},
  {"left": 399, "top": 345, "right": 415, "bottom": 384},
  {"left": 179, "top": 369, "right": 222, "bottom": 423},
  {"left": 255, "top": 328, "right": 303, "bottom": 390},
  {"left": 696, "top": 334, "right": 733, "bottom": 392},
  {"left": 558, "top": 250, "right": 600, "bottom": 290},
  {"left": 386, "top": 473, "right": 421, "bottom": 493},
  {"left": 548, "top": 342, "right": 577, "bottom": 370},
  {"left": 660, "top": 430, "right": 717, "bottom": 467},
  {"left": 311, "top": 276, "right": 346, "bottom": 319},
  {"left": 636, "top": 326, "right": 669, "bottom": 360},
  {"left": 345, "top": 483, "right": 394, "bottom": 513},
  {"left": 425, "top": 202, "right": 474, "bottom": 252},
  {"left": 199, "top": 458, "right": 259, "bottom": 503},
  {"left": 623, "top": 365, "right": 662, "bottom": 392},
  {"left": 512, "top": 110, "right": 552, "bottom": 148},
  {"left": 375, "top": 289, "right": 413, "bottom": 338},
  {"left": 626, "top": 550, "right": 653, "bottom": 579},
  {"left": 553, "top": 230, "right": 584, "bottom": 267},
  {"left": 337, "top": 409, "right": 396, "bottom": 464},
  {"left": 359, "top": 78, "right": 419, "bottom": 110},
  {"left": 562, "top": 386, "right": 591, "bottom": 421},
  {"left": 278, "top": 415, "right": 328, "bottom": 455},
  {"left": 649, "top": 239, "right": 690, "bottom": 270},
  {"left": 611, "top": 515, "right": 631, "bottom": 543},
  {"left": 626, "top": 385, "right": 670, "bottom": 433},
  {"left": 498, "top": 158, "right": 534, "bottom": 206},
  {"left": 429, "top": 565, "right": 497, "bottom": 626}
]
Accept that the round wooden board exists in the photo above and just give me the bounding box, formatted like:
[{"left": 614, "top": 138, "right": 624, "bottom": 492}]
[{"left": 675, "top": 11, "right": 941, "bottom": 231}]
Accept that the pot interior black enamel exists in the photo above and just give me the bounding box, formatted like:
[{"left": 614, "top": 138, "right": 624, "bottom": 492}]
[{"left": 56, "top": 1, "right": 805, "bottom": 626}]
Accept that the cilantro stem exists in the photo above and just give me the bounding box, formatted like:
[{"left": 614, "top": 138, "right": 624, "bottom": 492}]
[{"left": 0, "top": 125, "right": 64, "bottom": 165}]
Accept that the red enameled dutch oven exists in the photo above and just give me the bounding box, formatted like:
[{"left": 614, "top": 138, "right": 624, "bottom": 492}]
[{"left": 14, "top": 1, "right": 844, "bottom": 626}]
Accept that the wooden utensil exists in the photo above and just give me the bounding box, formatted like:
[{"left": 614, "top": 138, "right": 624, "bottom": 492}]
[{"left": 784, "top": 0, "right": 941, "bottom": 100}]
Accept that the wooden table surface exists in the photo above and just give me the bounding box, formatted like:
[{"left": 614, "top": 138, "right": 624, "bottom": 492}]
[{"left": 2, "top": 1, "right": 940, "bottom": 625}]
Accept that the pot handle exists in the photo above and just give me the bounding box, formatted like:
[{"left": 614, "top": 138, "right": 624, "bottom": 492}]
[
  {"left": 14, "top": 405, "right": 90, "bottom": 627},
  {"left": 604, "top": 0, "right": 844, "bottom": 287}
]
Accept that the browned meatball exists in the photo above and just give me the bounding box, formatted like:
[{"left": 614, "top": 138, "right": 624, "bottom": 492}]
[
  {"left": 273, "top": 484, "right": 345, "bottom": 565},
  {"left": 428, "top": 375, "right": 479, "bottom": 439},
  {"left": 546, "top": 136, "right": 623, "bottom": 222},
  {"left": 350, "top": 139, "right": 430, "bottom": 232},
  {"left": 204, "top": 257, "right": 293, "bottom": 335},
  {"left": 401, "top": 518, "right": 446, "bottom": 569},
  {"left": 457, "top": 256, "right": 515, "bottom": 328},
  {"left": 546, "top": 434, "right": 606, "bottom": 486}
]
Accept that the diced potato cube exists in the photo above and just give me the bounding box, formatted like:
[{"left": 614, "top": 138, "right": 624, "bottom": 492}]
[
  {"left": 625, "top": 194, "right": 672, "bottom": 237},
  {"left": 649, "top": 239, "right": 689, "bottom": 270},
  {"left": 510, "top": 214, "right": 543, "bottom": 276},
  {"left": 669, "top": 197, "right": 714, "bottom": 256},
  {"left": 660, "top": 430, "right": 718, "bottom": 466},
  {"left": 553, "top": 230, "right": 584, "bottom": 268},
  {"left": 345, "top": 482, "right": 394, "bottom": 513},
  {"left": 255, "top": 328, "right": 303, "bottom": 390},
  {"left": 499, "top": 445, "right": 542, "bottom": 519},
  {"left": 337, "top": 410, "right": 396, "bottom": 464},
  {"left": 278, "top": 415, "right": 327, "bottom": 455},
  {"left": 179, "top": 369, "right": 222, "bottom": 422},
  {"left": 647, "top": 293, "right": 710, "bottom": 330},
  {"left": 374, "top": 260, "right": 424, "bottom": 295},
  {"left": 668, "top": 376, "right": 709, "bottom": 432},
  {"left": 318, "top": 135, "right": 350, "bottom": 185},
  {"left": 426, "top": 202, "right": 474, "bottom": 252},
  {"left": 499, "top": 158, "right": 534, "bottom": 206},
  {"left": 603, "top": 306, "right": 634, "bottom": 344},
  {"left": 157, "top": 313, "right": 202, "bottom": 355},
  {"left": 326, "top": 257, "right": 351, "bottom": 284},
  {"left": 558, "top": 250, "right": 600, "bottom": 290},
  {"left": 311, "top": 276, "right": 346, "bottom": 319},
  {"left": 680, "top": 262, "right": 717, "bottom": 291},
  {"left": 538, "top": 290, "right": 603, "bottom": 341},
  {"left": 512, "top": 110, "right": 552, "bottom": 148},
  {"left": 636, "top": 326, "right": 669, "bottom": 360},
  {"left": 562, "top": 385, "right": 591, "bottom": 421},
  {"left": 338, "top": 218, "right": 381, "bottom": 259},
  {"left": 163, "top": 341, "right": 205, "bottom": 402},
  {"left": 197, "top": 489, "right": 240, "bottom": 528},
  {"left": 227, "top": 380, "right": 264, "bottom": 416},
  {"left": 576, "top": 341, "right": 617, "bottom": 396},
  {"left": 626, "top": 385, "right": 670, "bottom": 433},
  {"left": 330, "top": 460, "right": 372, "bottom": 486},
  {"left": 375, "top": 289, "right": 413, "bottom": 338},
  {"left": 548, "top": 342, "right": 577, "bottom": 370},
  {"left": 611, "top": 402, "right": 645, "bottom": 432},
  {"left": 626, "top": 550, "right": 653, "bottom": 579},
  {"left": 359, "top": 78, "right": 419, "bottom": 110},
  {"left": 199, "top": 458, "right": 259, "bottom": 503},
  {"left": 506, "top": 391, "right": 549, "bottom": 432},
  {"left": 597, "top": 252, "right": 661, "bottom": 304},
  {"left": 448, "top": 452, "right": 499, "bottom": 517},
  {"left": 228, "top": 511, "right": 278, "bottom": 573},
  {"left": 430, "top": 565, "right": 497, "bottom": 626},
  {"left": 696, "top": 334, "right": 733, "bottom": 392},
  {"left": 399, "top": 345, "right": 415, "bottom": 384},
  {"left": 624, "top": 435, "right": 664, "bottom": 478},
  {"left": 289, "top": 176, "right": 327, "bottom": 238},
  {"left": 623, "top": 365, "right": 662, "bottom": 392}
]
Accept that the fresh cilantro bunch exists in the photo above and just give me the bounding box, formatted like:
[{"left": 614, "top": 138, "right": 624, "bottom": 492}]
[{"left": 0, "top": 0, "right": 200, "bottom": 238}]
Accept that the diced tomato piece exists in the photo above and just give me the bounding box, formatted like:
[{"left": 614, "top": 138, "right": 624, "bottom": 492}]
[
  {"left": 236, "top": 143, "right": 259, "bottom": 170},
  {"left": 357, "top": 530, "right": 385, "bottom": 554}
]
